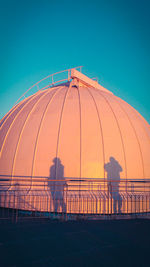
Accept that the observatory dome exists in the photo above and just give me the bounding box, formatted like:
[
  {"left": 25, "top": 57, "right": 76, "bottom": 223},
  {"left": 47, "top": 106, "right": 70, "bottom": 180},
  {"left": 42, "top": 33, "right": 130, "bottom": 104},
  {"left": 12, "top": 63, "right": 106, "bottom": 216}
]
[{"left": 0, "top": 68, "right": 150, "bottom": 214}]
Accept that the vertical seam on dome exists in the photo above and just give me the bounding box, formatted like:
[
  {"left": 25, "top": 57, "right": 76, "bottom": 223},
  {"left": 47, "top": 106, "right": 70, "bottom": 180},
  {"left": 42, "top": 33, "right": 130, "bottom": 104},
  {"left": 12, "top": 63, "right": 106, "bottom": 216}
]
[
  {"left": 133, "top": 110, "right": 150, "bottom": 146},
  {"left": 0, "top": 105, "right": 17, "bottom": 128},
  {"left": 0, "top": 94, "right": 34, "bottom": 130},
  {"left": 10, "top": 90, "right": 53, "bottom": 191},
  {"left": 77, "top": 87, "right": 82, "bottom": 213},
  {"left": 115, "top": 96, "right": 145, "bottom": 179},
  {"left": 86, "top": 87, "right": 106, "bottom": 180},
  {"left": 77, "top": 87, "right": 82, "bottom": 179},
  {"left": 96, "top": 90, "right": 128, "bottom": 182},
  {"left": 0, "top": 92, "right": 43, "bottom": 191},
  {"left": 0, "top": 92, "right": 42, "bottom": 157},
  {"left": 0, "top": 102, "right": 20, "bottom": 129},
  {"left": 55, "top": 86, "right": 70, "bottom": 178},
  {"left": 29, "top": 86, "right": 63, "bottom": 193},
  {"left": 118, "top": 97, "right": 150, "bottom": 147}
]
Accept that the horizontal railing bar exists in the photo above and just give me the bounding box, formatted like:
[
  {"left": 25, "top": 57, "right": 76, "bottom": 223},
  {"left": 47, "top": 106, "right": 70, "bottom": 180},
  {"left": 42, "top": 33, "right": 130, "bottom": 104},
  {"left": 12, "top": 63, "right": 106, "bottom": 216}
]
[
  {"left": 0, "top": 183, "right": 149, "bottom": 188},
  {"left": 14, "top": 66, "right": 83, "bottom": 105},
  {"left": 0, "top": 175, "right": 150, "bottom": 182},
  {"left": 1, "top": 190, "right": 149, "bottom": 193}
]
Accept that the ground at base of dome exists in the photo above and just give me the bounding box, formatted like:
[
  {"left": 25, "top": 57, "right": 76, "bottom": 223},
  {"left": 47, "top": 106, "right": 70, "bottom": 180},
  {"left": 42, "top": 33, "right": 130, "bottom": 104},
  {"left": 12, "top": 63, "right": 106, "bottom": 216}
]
[
  {"left": 1, "top": 207, "right": 150, "bottom": 222},
  {"left": 0, "top": 218, "right": 150, "bottom": 267}
]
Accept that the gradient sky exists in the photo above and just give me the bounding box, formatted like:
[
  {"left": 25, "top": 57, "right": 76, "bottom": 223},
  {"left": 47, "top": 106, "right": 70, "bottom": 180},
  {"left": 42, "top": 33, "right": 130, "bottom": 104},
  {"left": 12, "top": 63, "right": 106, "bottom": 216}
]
[{"left": 0, "top": 0, "right": 150, "bottom": 123}]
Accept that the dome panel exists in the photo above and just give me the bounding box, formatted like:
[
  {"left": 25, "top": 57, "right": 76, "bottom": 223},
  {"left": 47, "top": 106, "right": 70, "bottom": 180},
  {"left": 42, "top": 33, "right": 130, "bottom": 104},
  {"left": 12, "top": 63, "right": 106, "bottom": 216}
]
[
  {"left": 0, "top": 91, "right": 45, "bottom": 182},
  {"left": 11, "top": 88, "right": 59, "bottom": 190},
  {"left": 116, "top": 96, "right": 150, "bottom": 179},
  {"left": 32, "top": 87, "right": 68, "bottom": 185},
  {"left": 91, "top": 89, "right": 126, "bottom": 179},
  {"left": 58, "top": 86, "right": 80, "bottom": 179},
  {"left": 0, "top": 104, "right": 18, "bottom": 128},
  {"left": 0, "top": 95, "right": 34, "bottom": 151},
  {"left": 80, "top": 87, "right": 104, "bottom": 179},
  {"left": 102, "top": 92, "right": 144, "bottom": 180}
]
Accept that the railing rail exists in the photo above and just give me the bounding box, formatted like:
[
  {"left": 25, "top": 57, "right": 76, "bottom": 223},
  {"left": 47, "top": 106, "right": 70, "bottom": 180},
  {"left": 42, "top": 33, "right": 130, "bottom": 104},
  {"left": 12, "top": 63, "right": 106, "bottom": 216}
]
[
  {"left": 14, "top": 66, "right": 83, "bottom": 105},
  {"left": 0, "top": 175, "right": 150, "bottom": 222}
]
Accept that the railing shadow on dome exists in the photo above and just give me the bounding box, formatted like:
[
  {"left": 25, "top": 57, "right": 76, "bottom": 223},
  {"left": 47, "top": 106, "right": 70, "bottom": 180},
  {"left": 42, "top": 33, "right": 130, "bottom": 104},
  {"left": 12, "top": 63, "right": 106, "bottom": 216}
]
[
  {"left": 14, "top": 66, "right": 83, "bottom": 105},
  {"left": 0, "top": 175, "right": 150, "bottom": 222}
]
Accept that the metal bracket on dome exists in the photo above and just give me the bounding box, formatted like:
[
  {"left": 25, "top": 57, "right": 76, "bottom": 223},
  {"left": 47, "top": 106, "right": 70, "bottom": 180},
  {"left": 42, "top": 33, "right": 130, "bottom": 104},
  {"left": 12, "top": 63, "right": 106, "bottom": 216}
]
[
  {"left": 71, "top": 69, "right": 113, "bottom": 94},
  {"left": 14, "top": 66, "right": 112, "bottom": 105}
]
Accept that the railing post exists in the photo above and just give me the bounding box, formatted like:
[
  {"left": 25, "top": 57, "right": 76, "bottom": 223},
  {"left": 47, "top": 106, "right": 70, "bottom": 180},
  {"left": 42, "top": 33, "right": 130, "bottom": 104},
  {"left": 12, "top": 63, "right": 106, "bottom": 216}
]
[
  {"left": 111, "top": 184, "right": 113, "bottom": 214},
  {"left": 146, "top": 195, "right": 148, "bottom": 213},
  {"left": 107, "top": 183, "right": 109, "bottom": 214}
]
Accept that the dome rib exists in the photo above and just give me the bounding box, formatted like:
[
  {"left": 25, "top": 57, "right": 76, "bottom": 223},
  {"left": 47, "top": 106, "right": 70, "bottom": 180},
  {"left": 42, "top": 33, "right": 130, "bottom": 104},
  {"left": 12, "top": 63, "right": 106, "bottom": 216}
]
[
  {"left": 10, "top": 89, "right": 54, "bottom": 191},
  {"left": 134, "top": 111, "right": 150, "bottom": 144},
  {"left": 0, "top": 96, "right": 33, "bottom": 151},
  {"left": 29, "top": 87, "right": 64, "bottom": 192},
  {"left": 0, "top": 104, "right": 17, "bottom": 128},
  {"left": 0, "top": 94, "right": 35, "bottom": 130},
  {"left": 0, "top": 91, "right": 44, "bottom": 157},
  {"left": 77, "top": 87, "right": 82, "bottom": 179},
  {"left": 55, "top": 86, "right": 70, "bottom": 178},
  {"left": 97, "top": 90, "right": 128, "bottom": 181},
  {"left": 118, "top": 97, "right": 150, "bottom": 145},
  {"left": 115, "top": 97, "right": 145, "bottom": 179},
  {"left": 86, "top": 87, "right": 106, "bottom": 179}
]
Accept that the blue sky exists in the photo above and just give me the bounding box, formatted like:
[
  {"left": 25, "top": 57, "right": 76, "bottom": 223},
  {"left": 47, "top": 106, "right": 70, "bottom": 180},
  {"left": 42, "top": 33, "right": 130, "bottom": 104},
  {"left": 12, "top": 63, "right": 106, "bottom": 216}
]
[{"left": 0, "top": 0, "right": 150, "bottom": 123}]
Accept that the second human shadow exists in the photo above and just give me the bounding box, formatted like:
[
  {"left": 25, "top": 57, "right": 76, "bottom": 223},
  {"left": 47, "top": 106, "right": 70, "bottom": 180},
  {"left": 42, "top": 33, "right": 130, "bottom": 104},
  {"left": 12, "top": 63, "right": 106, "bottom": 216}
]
[
  {"left": 104, "top": 157, "right": 123, "bottom": 213},
  {"left": 48, "top": 157, "right": 67, "bottom": 213}
]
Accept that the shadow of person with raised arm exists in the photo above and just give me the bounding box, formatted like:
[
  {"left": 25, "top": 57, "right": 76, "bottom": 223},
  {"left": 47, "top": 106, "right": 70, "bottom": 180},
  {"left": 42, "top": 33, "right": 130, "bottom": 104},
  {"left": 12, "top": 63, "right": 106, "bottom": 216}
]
[
  {"left": 104, "top": 157, "right": 123, "bottom": 213},
  {"left": 48, "top": 157, "right": 67, "bottom": 214}
]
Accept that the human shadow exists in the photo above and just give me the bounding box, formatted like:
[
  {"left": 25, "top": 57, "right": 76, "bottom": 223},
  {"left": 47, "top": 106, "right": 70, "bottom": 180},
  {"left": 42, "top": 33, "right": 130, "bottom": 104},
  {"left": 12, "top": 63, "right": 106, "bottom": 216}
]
[
  {"left": 104, "top": 157, "right": 123, "bottom": 213},
  {"left": 48, "top": 157, "right": 67, "bottom": 213}
]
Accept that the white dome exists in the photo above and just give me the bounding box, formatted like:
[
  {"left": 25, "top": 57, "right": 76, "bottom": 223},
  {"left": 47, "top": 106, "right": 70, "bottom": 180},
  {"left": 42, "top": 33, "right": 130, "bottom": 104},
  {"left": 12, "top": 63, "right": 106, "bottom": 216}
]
[{"left": 0, "top": 69, "right": 150, "bottom": 214}]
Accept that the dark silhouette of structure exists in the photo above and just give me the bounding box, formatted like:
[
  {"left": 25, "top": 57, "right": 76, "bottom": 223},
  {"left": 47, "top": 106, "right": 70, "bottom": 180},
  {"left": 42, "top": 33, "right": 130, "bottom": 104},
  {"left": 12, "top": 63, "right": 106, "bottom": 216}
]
[
  {"left": 48, "top": 157, "right": 67, "bottom": 213},
  {"left": 104, "top": 157, "right": 122, "bottom": 213}
]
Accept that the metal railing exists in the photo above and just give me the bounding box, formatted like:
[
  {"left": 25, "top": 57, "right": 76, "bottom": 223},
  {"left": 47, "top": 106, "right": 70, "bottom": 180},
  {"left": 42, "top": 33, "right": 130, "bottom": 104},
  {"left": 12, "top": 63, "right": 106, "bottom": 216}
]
[
  {"left": 0, "top": 176, "right": 150, "bottom": 221},
  {"left": 15, "top": 66, "right": 83, "bottom": 105}
]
